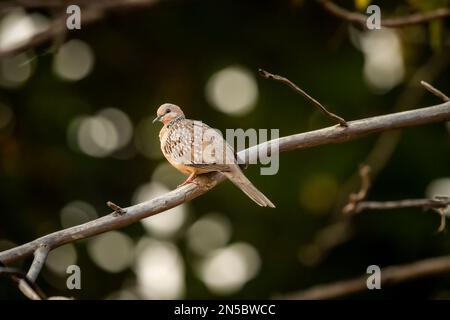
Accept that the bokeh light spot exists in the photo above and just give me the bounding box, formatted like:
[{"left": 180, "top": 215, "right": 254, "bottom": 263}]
[
  {"left": 151, "top": 162, "right": 185, "bottom": 190},
  {"left": 187, "top": 212, "right": 232, "bottom": 256},
  {"left": 197, "top": 242, "right": 260, "bottom": 295},
  {"left": 60, "top": 201, "right": 98, "bottom": 229},
  {"left": 299, "top": 173, "right": 338, "bottom": 213},
  {"left": 87, "top": 231, "right": 134, "bottom": 273},
  {"left": 0, "top": 53, "right": 33, "bottom": 88},
  {"left": 206, "top": 66, "right": 258, "bottom": 116},
  {"left": 133, "top": 181, "right": 187, "bottom": 238},
  {"left": 53, "top": 39, "right": 94, "bottom": 81},
  {"left": 45, "top": 244, "right": 77, "bottom": 275},
  {"left": 135, "top": 239, "right": 185, "bottom": 299},
  {"left": 67, "top": 108, "right": 132, "bottom": 158},
  {"left": 0, "top": 10, "right": 35, "bottom": 51},
  {"left": 358, "top": 29, "right": 404, "bottom": 92},
  {"left": 99, "top": 108, "right": 133, "bottom": 150}
]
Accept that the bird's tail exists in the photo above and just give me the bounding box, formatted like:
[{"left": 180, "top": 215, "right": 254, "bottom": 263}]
[{"left": 223, "top": 167, "right": 275, "bottom": 208}]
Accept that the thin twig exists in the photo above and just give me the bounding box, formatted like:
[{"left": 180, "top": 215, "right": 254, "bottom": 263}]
[
  {"left": 258, "top": 69, "right": 348, "bottom": 127},
  {"left": 421, "top": 81, "right": 450, "bottom": 102},
  {"left": 437, "top": 208, "right": 447, "bottom": 233},
  {"left": 107, "top": 201, "right": 126, "bottom": 216},
  {"left": 350, "top": 198, "right": 450, "bottom": 214},
  {"left": 342, "top": 164, "right": 450, "bottom": 218},
  {"left": 0, "top": 101, "right": 449, "bottom": 265},
  {"left": 318, "top": 0, "right": 450, "bottom": 28},
  {"left": 342, "top": 165, "right": 371, "bottom": 214},
  {"left": 286, "top": 255, "right": 450, "bottom": 299},
  {"left": 342, "top": 165, "right": 449, "bottom": 231}
]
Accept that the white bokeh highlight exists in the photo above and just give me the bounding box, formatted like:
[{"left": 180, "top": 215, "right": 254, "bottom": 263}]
[
  {"left": 60, "top": 200, "right": 98, "bottom": 229},
  {"left": 135, "top": 239, "right": 185, "bottom": 299},
  {"left": 197, "top": 242, "right": 261, "bottom": 295},
  {"left": 357, "top": 29, "right": 404, "bottom": 92},
  {"left": 206, "top": 66, "right": 258, "bottom": 116},
  {"left": 67, "top": 108, "right": 133, "bottom": 158},
  {"left": 87, "top": 231, "right": 134, "bottom": 273},
  {"left": 187, "top": 212, "right": 232, "bottom": 256},
  {"left": 133, "top": 181, "right": 187, "bottom": 238},
  {"left": 45, "top": 244, "right": 77, "bottom": 275},
  {"left": 53, "top": 39, "right": 94, "bottom": 81}
]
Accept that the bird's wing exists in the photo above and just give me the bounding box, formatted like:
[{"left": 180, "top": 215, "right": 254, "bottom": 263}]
[{"left": 164, "top": 119, "right": 236, "bottom": 172}]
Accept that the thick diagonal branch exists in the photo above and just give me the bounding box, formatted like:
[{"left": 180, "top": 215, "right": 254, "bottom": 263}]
[{"left": 0, "top": 101, "right": 450, "bottom": 265}]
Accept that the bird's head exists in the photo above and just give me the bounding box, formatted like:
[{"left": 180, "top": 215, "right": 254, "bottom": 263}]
[{"left": 153, "top": 103, "right": 185, "bottom": 125}]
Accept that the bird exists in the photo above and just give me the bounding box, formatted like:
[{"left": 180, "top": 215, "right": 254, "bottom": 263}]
[{"left": 153, "top": 103, "right": 275, "bottom": 208}]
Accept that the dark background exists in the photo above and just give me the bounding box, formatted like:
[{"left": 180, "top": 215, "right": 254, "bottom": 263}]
[{"left": 0, "top": 0, "right": 450, "bottom": 299}]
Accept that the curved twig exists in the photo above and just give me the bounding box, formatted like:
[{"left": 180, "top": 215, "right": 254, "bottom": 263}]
[{"left": 259, "top": 69, "right": 348, "bottom": 127}]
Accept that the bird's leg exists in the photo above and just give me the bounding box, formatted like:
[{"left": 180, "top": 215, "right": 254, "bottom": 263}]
[{"left": 178, "top": 172, "right": 198, "bottom": 188}]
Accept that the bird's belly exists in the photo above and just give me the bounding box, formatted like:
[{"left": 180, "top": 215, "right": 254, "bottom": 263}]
[
  {"left": 163, "top": 153, "right": 191, "bottom": 175},
  {"left": 163, "top": 153, "right": 212, "bottom": 175}
]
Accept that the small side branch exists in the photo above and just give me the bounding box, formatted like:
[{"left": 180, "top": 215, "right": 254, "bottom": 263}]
[
  {"left": 318, "top": 0, "right": 450, "bottom": 28},
  {"left": 16, "top": 244, "right": 50, "bottom": 299},
  {"left": 107, "top": 201, "right": 126, "bottom": 216},
  {"left": 259, "top": 69, "right": 348, "bottom": 127},
  {"left": 343, "top": 164, "right": 450, "bottom": 231},
  {"left": 342, "top": 165, "right": 371, "bottom": 214},
  {"left": 421, "top": 81, "right": 450, "bottom": 102},
  {"left": 26, "top": 244, "right": 49, "bottom": 281}
]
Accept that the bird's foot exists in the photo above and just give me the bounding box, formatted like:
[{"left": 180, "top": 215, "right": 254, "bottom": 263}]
[{"left": 177, "top": 173, "right": 199, "bottom": 188}]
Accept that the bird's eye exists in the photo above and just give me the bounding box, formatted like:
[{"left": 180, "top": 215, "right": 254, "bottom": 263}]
[{"left": 165, "top": 109, "right": 170, "bottom": 114}]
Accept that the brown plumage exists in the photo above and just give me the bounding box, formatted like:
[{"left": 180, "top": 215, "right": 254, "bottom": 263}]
[{"left": 153, "top": 103, "right": 275, "bottom": 208}]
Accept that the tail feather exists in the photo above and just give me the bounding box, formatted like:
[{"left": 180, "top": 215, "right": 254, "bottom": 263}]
[{"left": 223, "top": 167, "right": 275, "bottom": 208}]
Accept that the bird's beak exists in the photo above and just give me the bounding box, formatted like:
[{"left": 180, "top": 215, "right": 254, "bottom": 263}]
[{"left": 152, "top": 115, "right": 163, "bottom": 123}]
